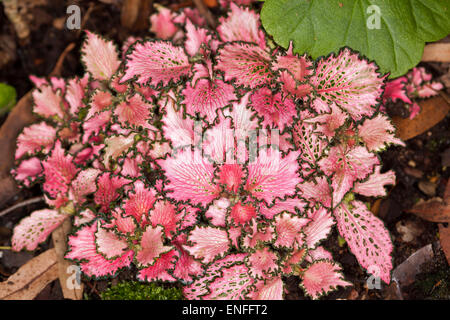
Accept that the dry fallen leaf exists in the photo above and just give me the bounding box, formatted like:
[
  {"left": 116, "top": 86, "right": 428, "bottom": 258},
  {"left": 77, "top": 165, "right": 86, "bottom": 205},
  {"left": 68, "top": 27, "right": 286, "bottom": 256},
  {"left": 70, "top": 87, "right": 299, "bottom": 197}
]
[
  {"left": 438, "top": 223, "right": 450, "bottom": 265},
  {"left": 408, "top": 179, "right": 450, "bottom": 223},
  {"left": 203, "top": 0, "right": 218, "bottom": 7},
  {"left": 52, "top": 219, "right": 83, "bottom": 300},
  {"left": 0, "top": 249, "right": 58, "bottom": 300},
  {"left": 422, "top": 43, "right": 450, "bottom": 63},
  {"left": 392, "top": 95, "right": 450, "bottom": 141}
]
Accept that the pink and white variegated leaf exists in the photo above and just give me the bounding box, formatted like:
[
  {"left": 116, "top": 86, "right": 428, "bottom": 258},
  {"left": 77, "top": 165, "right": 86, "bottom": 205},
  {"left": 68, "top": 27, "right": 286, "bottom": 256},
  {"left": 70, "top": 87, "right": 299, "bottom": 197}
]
[
  {"left": 95, "top": 222, "right": 129, "bottom": 259},
  {"left": 382, "top": 77, "right": 412, "bottom": 104},
  {"left": 245, "top": 149, "right": 301, "bottom": 205},
  {"left": 81, "top": 31, "right": 120, "bottom": 81},
  {"left": 292, "top": 120, "right": 327, "bottom": 175},
  {"left": 178, "top": 205, "right": 200, "bottom": 231},
  {"left": 157, "top": 150, "right": 220, "bottom": 207},
  {"left": 230, "top": 202, "right": 257, "bottom": 226},
  {"left": 87, "top": 90, "right": 113, "bottom": 119},
  {"left": 306, "top": 246, "right": 334, "bottom": 263},
  {"left": 149, "top": 200, "right": 182, "bottom": 239},
  {"left": 102, "top": 133, "right": 136, "bottom": 170},
  {"left": 121, "top": 41, "right": 191, "bottom": 87},
  {"left": 298, "top": 176, "right": 332, "bottom": 208},
  {"left": 184, "top": 19, "right": 211, "bottom": 57},
  {"left": 223, "top": 92, "right": 259, "bottom": 142},
  {"left": 301, "top": 260, "right": 351, "bottom": 300},
  {"left": 70, "top": 168, "right": 101, "bottom": 204},
  {"left": 278, "top": 70, "right": 312, "bottom": 100},
  {"left": 32, "top": 85, "right": 65, "bottom": 120},
  {"left": 66, "top": 223, "right": 134, "bottom": 278},
  {"left": 12, "top": 209, "right": 67, "bottom": 251},
  {"left": 354, "top": 166, "right": 396, "bottom": 197},
  {"left": 136, "top": 225, "right": 173, "bottom": 267},
  {"left": 203, "top": 116, "right": 235, "bottom": 164},
  {"left": 182, "top": 78, "right": 236, "bottom": 124},
  {"left": 74, "top": 209, "right": 96, "bottom": 227},
  {"left": 183, "top": 254, "right": 247, "bottom": 299},
  {"left": 250, "top": 87, "right": 297, "bottom": 132},
  {"left": 114, "top": 94, "right": 155, "bottom": 130},
  {"left": 247, "top": 247, "right": 279, "bottom": 278},
  {"left": 358, "top": 114, "right": 405, "bottom": 152},
  {"left": 205, "top": 197, "right": 230, "bottom": 227},
  {"left": 318, "top": 145, "right": 379, "bottom": 206},
  {"left": 94, "top": 173, "right": 131, "bottom": 213},
  {"left": 304, "top": 208, "right": 335, "bottom": 249},
  {"left": 42, "top": 141, "right": 78, "bottom": 198},
  {"left": 216, "top": 43, "right": 272, "bottom": 89},
  {"left": 11, "top": 157, "right": 43, "bottom": 187},
  {"left": 259, "top": 197, "right": 307, "bottom": 220},
  {"left": 335, "top": 200, "right": 393, "bottom": 284},
  {"left": 248, "top": 277, "right": 284, "bottom": 300},
  {"left": 310, "top": 48, "right": 384, "bottom": 120},
  {"left": 138, "top": 250, "right": 178, "bottom": 282},
  {"left": 161, "top": 94, "right": 195, "bottom": 149},
  {"left": 184, "top": 226, "right": 230, "bottom": 264},
  {"left": 242, "top": 222, "right": 275, "bottom": 250},
  {"left": 15, "top": 122, "right": 56, "bottom": 159},
  {"left": 272, "top": 42, "right": 313, "bottom": 83},
  {"left": 150, "top": 6, "right": 179, "bottom": 40},
  {"left": 65, "top": 76, "right": 88, "bottom": 115},
  {"left": 282, "top": 245, "right": 307, "bottom": 274},
  {"left": 123, "top": 180, "right": 157, "bottom": 223},
  {"left": 82, "top": 110, "right": 112, "bottom": 143},
  {"left": 303, "top": 103, "right": 348, "bottom": 139},
  {"left": 273, "top": 213, "right": 309, "bottom": 248},
  {"left": 171, "top": 234, "right": 204, "bottom": 282},
  {"left": 217, "top": 3, "right": 266, "bottom": 48},
  {"left": 203, "top": 263, "right": 254, "bottom": 300}
]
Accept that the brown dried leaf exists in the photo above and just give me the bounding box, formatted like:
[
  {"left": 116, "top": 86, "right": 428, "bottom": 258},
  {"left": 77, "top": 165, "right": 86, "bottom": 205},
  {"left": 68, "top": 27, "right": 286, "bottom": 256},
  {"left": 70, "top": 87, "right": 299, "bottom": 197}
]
[
  {"left": 0, "top": 249, "right": 58, "bottom": 300},
  {"left": 392, "top": 96, "right": 450, "bottom": 141},
  {"left": 438, "top": 223, "right": 450, "bottom": 265},
  {"left": 408, "top": 180, "right": 450, "bottom": 223},
  {"left": 422, "top": 43, "right": 450, "bottom": 63},
  {"left": 52, "top": 219, "right": 83, "bottom": 300}
]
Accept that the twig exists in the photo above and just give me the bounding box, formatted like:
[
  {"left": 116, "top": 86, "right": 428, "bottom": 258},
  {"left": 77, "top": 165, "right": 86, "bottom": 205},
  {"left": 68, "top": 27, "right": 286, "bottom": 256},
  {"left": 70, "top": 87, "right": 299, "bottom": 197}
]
[
  {"left": 50, "top": 43, "right": 76, "bottom": 77},
  {"left": 0, "top": 246, "right": 12, "bottom": 250},
  {"left": 0, "top": 196, "right": 44, "bottom": 218},
  {"left": 192, "top": 0, "right": 217, "bottom": 28}
]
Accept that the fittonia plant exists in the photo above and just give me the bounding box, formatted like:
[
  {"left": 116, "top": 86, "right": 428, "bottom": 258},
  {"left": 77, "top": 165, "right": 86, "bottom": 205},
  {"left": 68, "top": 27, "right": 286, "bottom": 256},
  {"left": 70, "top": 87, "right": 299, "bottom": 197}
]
[{"left": 10, "top": 3, "right": 406, "bottom": 299}]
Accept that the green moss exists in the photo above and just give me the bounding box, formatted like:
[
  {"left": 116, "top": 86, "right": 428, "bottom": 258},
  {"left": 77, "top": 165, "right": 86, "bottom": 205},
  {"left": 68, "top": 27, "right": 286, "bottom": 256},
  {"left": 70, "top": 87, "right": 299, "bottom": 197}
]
[
  {"left": 101, "top": 281, "right": 184, "bottom": 300},
  {"left": 413, "top": 257, "right": 450, "bottom": 300}
]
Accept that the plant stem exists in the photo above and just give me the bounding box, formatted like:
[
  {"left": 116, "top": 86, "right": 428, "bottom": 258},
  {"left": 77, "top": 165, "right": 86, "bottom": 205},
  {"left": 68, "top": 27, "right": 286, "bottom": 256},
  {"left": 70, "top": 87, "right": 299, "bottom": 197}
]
[{"left": 0, "top": 196, "right": 45, "bottom": 217}]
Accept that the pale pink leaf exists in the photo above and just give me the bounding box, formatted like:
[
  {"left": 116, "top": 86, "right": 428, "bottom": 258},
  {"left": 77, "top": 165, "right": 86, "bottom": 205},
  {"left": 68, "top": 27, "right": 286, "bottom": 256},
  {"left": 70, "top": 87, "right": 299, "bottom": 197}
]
[
  {"left": 123, "top": 180, "right": 157, "bottom": 223},
  {"left": 335, "top": 200, "right": 393, "bottom": 283},
  {"left": 184, "top": 226, "right": 230, "bottom": 264},
  {"left": 358, "top": 114, "right": 405, "bottom": 152},
  {"left": 273, "top": 213, "right": 309, "bottom": 248},
  {"left": 95, "top": 223, "right": 129, "bottom": 259},
  {"left": 248, "top": 277, "right": 284, "bottom": 300},
  {"left": 15, "top": 122, "right": 56, "bottom": 159},
  {"left": 354, "top": 166, "right": 396, "bottom": 197},
  {"left": 138, "top": 250, "right": 178, "bottom": 282},
  {"left": 136, "top": 225, "right": 173, "bottom": 267},
  {"left": 12, "top": 209, "right": 67, "bottom": 251},
  {"left": 301, "top": 260, "right": 351, "bottom": 299},
  {"left": 247, "top": 247, "right": 279, "bottom": 278},
  {"left": 304, "top": 208, "right": 334, "bottom": 248}
]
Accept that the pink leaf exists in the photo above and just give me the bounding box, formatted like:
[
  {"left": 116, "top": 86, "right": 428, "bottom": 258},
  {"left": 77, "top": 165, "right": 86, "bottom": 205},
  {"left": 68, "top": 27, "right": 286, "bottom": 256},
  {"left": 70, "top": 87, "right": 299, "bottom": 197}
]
[
  {"left": 66, "top": 223, "right": 134, "bottom": 277},
  {"left": 383, "top": 77, "right": 412, "bottom": 104},
  {"left": 114, "top": 94, "right": 154, "bottom": 130},
  {"left": 95, "top": 222, "right": 129, "bottom": 259},
  {"left": 81, "top": 31, "right": 120, "bottom": 80},
  {"left": 123, "top": 180, "right": 157, "bottom": 223},
  {"left": 217, "top": 164, "right": 244, "bottom": 194},
  {"left": 216, "top": 43, "right": 272, "bottom": 89},
  {"left": 259, "top": 197, "right": 307, "bottom": 220},
  {"left": 245, "top": 150, "right": 301, "bottom": 205},
  {"left": 121, "top": 41, "right": 191, "bottom": 87},
  {"left": 205, "top": 197, "right": 230, "bottom": 227},
  {"left": 184, "top": 226, "right": 230, "bottom": 263},
  {"left": 11, "top": 157, "right": 43, "bottom": 187},
  {"left": 248, "top": 277, "right": 284, "bottom": 300},
  {"left": 303, "top": 103, "right": 348, "bottom": 138},
  {"left": 358, "top": 114, "right": 405, "bottom": 152},
  {"left": 12, "top": 209, "right": 67, "bottom": 251},
  {"left": 230, "top": 202, "right": 257, "bottom": 226},
  {"left": 32, "top": 85, "right": 65, "bottom": 119},
  {"left": 182, "top": 78, "right": 236, "bottom": 124},
  {"left": 217, "top": 3, "right": 266, "bottom": 48},
  {"left": 15, "top": 122, "right": 56, "bottom": 159},
  {"left": 273, "top": 213, "right": 309, "bottom": 248},
  {"left": 157, "top": 150, "right": 220, "bottom": 207},
  {"left": 203, "top": 264, "right": 254, "bottom": 300},
  {"left": 318, "top": 145, "right": 379, "bottom": 205},
  {"left": 150, "top": 6, "right": 179, "bottom": 40},
  {"left": 138, "top": 250, "right": 178, "bottom": 282},
  {"left": 87, "top": 90, "right": 113, "bottom": 119},
  {"left": 136, "top": 225, "right": 173, "bottom": 267},
  {"left": 310, "top": 48, "right": 384, "bottom": 120},
  {"left": 42, "top": 141, "right": 78, "bottom": 198},
  {"left": 70, "top": 168, "right": 101, "bottom": 204},
  {"left": 94, "top": 173, "right": 131, "bottom": 212},
  {"left": 335, "top": 200, "right": 393, "bottom": 283},
  {"left": 298, "top": 176, "right": 332, "bottom": 208},
  {"left": 149, "top": 200, "right": 181, "bottom": 239},
  {"left": 301, "top": 260, "right": 351, "bottom": 299},
  {"left": 304, "top": 208, "right": 334, "bottom": 248},
  {"left": 172, "top": 234, "right": 204, "bottom": 282},
  {"left": 354, "top": 166, "right": 396, "bottom": 197},
  {"left": 184, "top": 19, "right": 211, "bottom": 57},
  {"left": 250, "top": 87, "right": 296, "bottom": 131},
  {"left": 247, "top": 247, "right": 279, "bottom": 278}
]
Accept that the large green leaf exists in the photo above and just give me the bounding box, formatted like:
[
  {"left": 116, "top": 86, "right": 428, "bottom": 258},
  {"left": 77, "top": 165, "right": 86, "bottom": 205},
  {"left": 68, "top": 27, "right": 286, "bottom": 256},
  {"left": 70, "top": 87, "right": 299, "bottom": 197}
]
[{"left": 261, "top": 0, "right": 450, "bottom": 78}]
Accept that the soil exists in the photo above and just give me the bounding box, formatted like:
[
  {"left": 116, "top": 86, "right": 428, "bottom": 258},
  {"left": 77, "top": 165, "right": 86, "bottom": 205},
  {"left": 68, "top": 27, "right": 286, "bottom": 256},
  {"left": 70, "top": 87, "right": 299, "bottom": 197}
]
[{"left": 0, "top": 0, "right": 449, "bottom": 300}]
